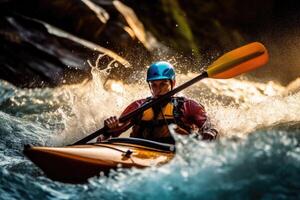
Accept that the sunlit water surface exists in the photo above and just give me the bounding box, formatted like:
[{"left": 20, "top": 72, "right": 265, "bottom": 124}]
[{"left": 0, "top": 67, "right": 300, "bottom": 200}]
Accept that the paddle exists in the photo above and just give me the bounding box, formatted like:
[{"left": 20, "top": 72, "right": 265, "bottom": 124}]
[{"left": 73, "top": 42, "right": 268, "bottom": 145}]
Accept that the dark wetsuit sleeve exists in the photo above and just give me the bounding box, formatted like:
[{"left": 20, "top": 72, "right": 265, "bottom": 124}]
[
  {"left": 183, "top": 99, "right": 218, "bottom": 140},
  {"left": 108, "top": 99, "right": 146, "bottom": 137}
]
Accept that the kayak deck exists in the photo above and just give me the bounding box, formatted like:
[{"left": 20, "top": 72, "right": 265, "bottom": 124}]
[{"left": 23, "top": 138, "right": 175, "bottom": 183}]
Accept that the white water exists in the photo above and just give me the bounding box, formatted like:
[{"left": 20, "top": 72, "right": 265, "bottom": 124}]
[
  {"left": 48, "top": 67, "right": 300, "bottom": 146},
  {"left": 1, "top": 65, "right": 300, "bottom": 199}
]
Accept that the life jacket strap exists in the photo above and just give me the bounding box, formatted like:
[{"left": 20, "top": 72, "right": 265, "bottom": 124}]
[{"left": 135, "top": 97, "right": 190, "bottom": 132}]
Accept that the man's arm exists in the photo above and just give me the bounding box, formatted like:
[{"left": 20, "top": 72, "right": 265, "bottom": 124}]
[
  {"left": 183, "top": 99, "right": 218, "bottom": 141},
  {"left": 97, "top": 99, "right": 146, "bottom": 142}
]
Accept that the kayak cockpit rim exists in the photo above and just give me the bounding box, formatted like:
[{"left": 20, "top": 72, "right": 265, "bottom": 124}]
[{"left": 103, "top": 137, "right": 175, "bottom": 152}]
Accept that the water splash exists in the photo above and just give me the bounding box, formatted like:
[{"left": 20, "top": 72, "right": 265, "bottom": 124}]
[
  {"left": 80, "top": 129, "right": 300, "bottom": 200},
  {"left": 1, "top": 65, "right": 300, "bottom": 199}
]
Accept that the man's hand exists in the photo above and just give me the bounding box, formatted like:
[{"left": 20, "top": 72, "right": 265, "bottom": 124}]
[
  {"left": 96, "top": 116, "right": 131, "bottom": 143},
  {"left": 96, "top": 116, "right": 122, "bottom": 143},
  {"left": 104, "top": 116, "right": 120, "bottom": 129},
  {"left": 201, "top": 129, "right": 218, "bottom": 141}
]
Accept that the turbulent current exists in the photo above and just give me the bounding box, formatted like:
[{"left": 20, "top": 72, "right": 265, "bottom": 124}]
[{"left": 1, "top": 68, "right": 300, "bottom": 200}]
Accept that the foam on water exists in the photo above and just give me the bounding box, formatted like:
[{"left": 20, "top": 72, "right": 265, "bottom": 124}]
[{"left": 0, "top": 66, "right": 300, "bottom": 199}]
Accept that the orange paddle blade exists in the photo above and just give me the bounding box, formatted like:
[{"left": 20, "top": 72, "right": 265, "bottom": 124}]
[{"left": 207, "top": 42, "right": 269, "bottom": 79}]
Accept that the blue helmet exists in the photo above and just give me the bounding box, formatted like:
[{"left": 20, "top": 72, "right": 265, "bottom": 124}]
[{"left": 147, "top": 61, "right": 175, "bottom": 81}]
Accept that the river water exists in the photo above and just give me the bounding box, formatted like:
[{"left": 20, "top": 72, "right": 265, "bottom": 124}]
[{"left": 1, "top": 67, "right": 300, "bottom": 200}]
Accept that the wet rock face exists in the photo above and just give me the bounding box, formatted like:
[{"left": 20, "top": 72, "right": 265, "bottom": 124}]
[
  {"left": 1, "top": 0, "right": 300, "bottom": 88},
  {"left": 0, "top": 0, "right": 163, "bottom": 88},
  {"left": 0, "top": 15, "right": 104, "bottom": 87},
  {"left": 122, "top": 0, "right": 300, "bottom": 84},
  {"left": 123, "top": 0, "right": 273, "bottom": 57}
]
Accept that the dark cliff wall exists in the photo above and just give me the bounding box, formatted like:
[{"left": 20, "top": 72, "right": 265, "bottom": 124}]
[{"left": 0, "top": 0, "right": 300, "bottom": 87}]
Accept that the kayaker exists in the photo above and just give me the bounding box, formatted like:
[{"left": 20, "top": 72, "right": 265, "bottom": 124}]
[{"left": 97, "top": 61, "right": 218, "bottom": 144}]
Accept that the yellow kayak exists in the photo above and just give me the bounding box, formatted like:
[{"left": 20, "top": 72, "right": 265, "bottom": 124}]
[{"left": 23, "top": 138, "right": 175, "bottom": 183}]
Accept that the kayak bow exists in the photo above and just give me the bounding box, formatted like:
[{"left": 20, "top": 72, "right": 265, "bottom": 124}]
[{"left": 23, "top": 138, "right": 175, "bottom": 183}]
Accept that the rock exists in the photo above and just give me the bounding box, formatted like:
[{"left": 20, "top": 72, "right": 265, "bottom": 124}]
[
  {"left": 1, "top": 0, "right": 300, "bottom": 88},
  {"left": 123, "top": 0, "right": 273, "bottom": 56},
  {"left": 12, "top": 0, "right": 166, "bottom": 64},
  {"left": 0, "top": 0, "right": 169, "bottom": 87},
  {"left": 0, "top": 15, "right": 130, "bottom": 87}
]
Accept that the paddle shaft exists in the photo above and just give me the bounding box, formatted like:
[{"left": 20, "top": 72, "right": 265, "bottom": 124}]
[{"left": 72, "top": 72, "right": 208, "bottom": 145}]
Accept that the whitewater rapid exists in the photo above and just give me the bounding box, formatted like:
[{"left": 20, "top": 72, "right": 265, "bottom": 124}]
[{"left": 0, "top": 68, "right": 300, "bottom": 199}]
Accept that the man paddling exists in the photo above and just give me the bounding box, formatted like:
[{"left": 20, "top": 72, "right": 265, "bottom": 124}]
[{"left": 97, "top": 61, "right": 218, "bottom": 144}]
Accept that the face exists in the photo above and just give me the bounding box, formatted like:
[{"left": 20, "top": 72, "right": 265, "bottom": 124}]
[{"left": 149, "top": 80, "right": 175, "bottom": 98}]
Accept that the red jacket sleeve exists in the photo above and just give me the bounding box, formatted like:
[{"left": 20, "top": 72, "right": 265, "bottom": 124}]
[
  {"left": 182, "top": 99, "right": 207, "bottom": 129},
  {"left": 120, "top": 99, "right": 146, "bottom": 117},
  {"left": 182, "top": 98, "right": 218, "bottom": 140}
]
